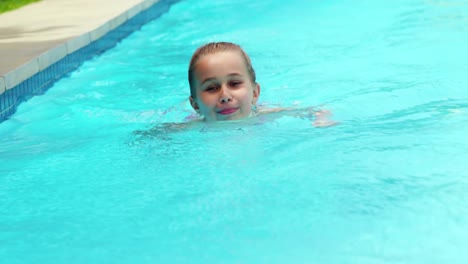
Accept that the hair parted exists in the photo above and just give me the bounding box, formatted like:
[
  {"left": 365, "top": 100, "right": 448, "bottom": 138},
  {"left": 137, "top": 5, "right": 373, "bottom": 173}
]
[{"left": 188, "top": 42, "right": 256, "bottom": 98}]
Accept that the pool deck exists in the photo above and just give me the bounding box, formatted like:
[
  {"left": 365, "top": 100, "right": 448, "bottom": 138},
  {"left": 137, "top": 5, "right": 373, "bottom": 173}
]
[{"left": 0, "top": 0, "right": 159, "bottom": 95}]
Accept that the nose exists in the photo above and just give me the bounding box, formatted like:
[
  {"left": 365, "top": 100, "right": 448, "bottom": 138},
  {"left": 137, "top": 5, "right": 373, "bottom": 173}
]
[{"left": 219, "top": 85, "right": 232, "bottom": 104}]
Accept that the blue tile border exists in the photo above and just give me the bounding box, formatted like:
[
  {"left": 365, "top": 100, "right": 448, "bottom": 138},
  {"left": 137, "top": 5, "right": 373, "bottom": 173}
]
[{"left": 0, "top": 0, "right": 180, "bottom": 123}]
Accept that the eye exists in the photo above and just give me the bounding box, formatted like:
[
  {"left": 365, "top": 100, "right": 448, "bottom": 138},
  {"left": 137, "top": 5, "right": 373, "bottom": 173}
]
[
  {"left": 229, "top": 80, "right": 243, "bottom": 87},
  {"left": 204, "top": 85, "right": 219, "bottom": 92}
]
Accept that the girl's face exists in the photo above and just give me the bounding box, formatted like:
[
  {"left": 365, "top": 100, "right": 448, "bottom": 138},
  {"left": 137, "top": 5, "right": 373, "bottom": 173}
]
[{"left": 189, "top": 51, "right": 260, "bottom": 121}]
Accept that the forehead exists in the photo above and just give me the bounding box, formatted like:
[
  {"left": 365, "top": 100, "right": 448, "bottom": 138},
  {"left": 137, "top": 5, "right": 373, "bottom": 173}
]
[{"left": 193, "top": 51, "right": 248, "bottom": 82}]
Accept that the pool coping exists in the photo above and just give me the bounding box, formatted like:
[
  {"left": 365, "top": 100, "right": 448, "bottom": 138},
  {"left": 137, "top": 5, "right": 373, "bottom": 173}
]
[{"left": 0, "top": 0, "right": 179, "bottom": 122}]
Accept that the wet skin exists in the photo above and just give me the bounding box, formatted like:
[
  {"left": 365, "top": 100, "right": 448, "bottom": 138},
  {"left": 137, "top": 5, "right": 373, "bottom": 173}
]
[{"left": 189, "top": 51, "right": 260, "bottom": 121}]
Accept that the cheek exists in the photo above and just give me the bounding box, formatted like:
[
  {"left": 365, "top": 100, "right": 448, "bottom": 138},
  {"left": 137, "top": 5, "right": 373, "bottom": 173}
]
[
  {"left": 198, "top": 94, "right": 217, "bottom": 107},
  {"left": 238, "top": 88, "right": 254, "bottom": 102}
]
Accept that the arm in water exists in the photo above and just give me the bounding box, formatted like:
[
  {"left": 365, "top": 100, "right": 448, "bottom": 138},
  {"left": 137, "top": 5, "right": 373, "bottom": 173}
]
[{"left": 257, "top": 105, "right": 339, "bottom": 127}]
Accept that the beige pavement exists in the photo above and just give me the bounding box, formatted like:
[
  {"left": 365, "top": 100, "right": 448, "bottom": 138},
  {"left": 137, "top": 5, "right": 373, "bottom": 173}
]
[{"left": 0, "top": 0, "right": 159, "bottom": 94}]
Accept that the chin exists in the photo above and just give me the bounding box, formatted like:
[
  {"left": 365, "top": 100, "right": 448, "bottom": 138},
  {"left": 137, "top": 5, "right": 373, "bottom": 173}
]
[{"left": 226, "top": 113, "right": 249, "bottom": 121}]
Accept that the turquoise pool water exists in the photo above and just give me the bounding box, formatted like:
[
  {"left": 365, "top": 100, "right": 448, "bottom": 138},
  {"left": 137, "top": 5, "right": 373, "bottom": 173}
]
[{"left": 1, "top": 0, "right": 468, "bottom": 263}]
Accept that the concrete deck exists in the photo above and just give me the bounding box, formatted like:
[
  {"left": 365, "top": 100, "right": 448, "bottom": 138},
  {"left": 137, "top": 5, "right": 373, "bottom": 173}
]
[{"left": 0, "top": 0, "right": 159, "bottom": 94}]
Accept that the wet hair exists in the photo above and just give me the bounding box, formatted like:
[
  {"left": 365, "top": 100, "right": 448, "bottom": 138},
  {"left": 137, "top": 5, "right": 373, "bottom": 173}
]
[{"left": 188, "top": 42, "right": 256, "bottom": 98}]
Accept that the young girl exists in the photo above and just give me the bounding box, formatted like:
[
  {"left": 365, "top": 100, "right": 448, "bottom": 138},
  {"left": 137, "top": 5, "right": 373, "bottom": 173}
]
[
  {"left": 134, "top": 42, "right": 335, "bottom": 139},
  {"left": 187, "top": 42, "right": 336, "bottom": 127}
]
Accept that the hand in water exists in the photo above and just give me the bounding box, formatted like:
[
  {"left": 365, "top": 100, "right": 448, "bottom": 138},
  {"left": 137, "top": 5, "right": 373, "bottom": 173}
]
[{"left": 312, "top": 109, "right": 339, "bottom": 128}]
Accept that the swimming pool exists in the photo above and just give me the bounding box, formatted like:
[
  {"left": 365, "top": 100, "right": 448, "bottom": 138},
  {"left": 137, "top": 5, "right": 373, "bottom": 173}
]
[{"left": 1, "top": 0, "right": 468, "bottom": 263}]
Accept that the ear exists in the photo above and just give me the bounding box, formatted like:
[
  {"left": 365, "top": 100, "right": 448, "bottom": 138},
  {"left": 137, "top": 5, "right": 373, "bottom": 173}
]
[
  {"left": 189, "top": 96, "right": 199, "bottom": 111},
  {"left": 252, "top": 83, "right": 260, "bottom": 104}
]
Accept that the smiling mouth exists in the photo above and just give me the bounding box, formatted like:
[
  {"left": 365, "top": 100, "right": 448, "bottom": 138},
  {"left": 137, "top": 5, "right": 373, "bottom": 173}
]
[{"left": 217, "top": 108, "right": 238, "bottom": 115}]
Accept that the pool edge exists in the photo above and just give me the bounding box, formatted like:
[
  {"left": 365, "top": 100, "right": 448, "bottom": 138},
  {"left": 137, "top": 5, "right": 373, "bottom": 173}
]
[{"left": 0, "top": 0, "right": 178, "bottom": 122}]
